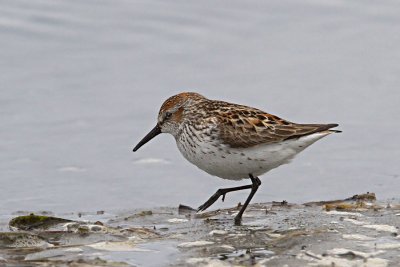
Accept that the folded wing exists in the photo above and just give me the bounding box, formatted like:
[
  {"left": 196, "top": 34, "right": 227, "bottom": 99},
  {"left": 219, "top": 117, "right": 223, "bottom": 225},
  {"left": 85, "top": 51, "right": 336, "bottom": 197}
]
[{"left": 217, "top": 109, "right": 339, "bottom": 148}]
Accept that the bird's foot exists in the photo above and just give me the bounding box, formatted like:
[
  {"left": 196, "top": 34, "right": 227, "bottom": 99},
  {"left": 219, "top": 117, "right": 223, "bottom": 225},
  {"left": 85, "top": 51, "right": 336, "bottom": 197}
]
[
  {"left": 197, "top": 189, "right": 226, "bottom": 212},
  {"left": 234, "top": 215, "right": 242, "bottom": 226}
]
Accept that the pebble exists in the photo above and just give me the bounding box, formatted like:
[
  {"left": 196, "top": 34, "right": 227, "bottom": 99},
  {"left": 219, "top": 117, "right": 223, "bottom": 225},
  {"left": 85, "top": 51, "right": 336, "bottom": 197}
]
[
  {"left": 87, "top": 241, "right": 152, "bottom": 252},
  {"left": 325, "top": 211, "right": 363, "bottom": 217},
  {"left": 64, "top": 247, "right": 84, "bottom": 253},
  {"left": 167, "top": 218, "right": 188, "bottom": 223},
  {"left": 362, "top": 224, "right": 398, "bottom": 233},
  {"left": 342, "top": 234, "right": 375, "bottom": 241},
  {"left": 376, "top": 243, "right": 400, "bottom": 249},
  {"left": 178, "top": 240, "right": 214, "bottom": 248},
  {"left": 219, "top": 244, "right": 235, "bottom": 252},
  {"left": 327, "top": 248, "right": 383, "bottom": 258},
  {"left": 209, "top": 230, "right": 227, "bottom": 236},
  {"left": 343, "top": 218, "right": 366, "bottom": 225}
]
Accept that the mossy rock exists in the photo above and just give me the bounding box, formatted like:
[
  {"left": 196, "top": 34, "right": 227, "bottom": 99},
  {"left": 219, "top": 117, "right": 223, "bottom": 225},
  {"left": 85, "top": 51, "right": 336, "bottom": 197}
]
[{"left": 9, "top": 213, "right": 72, "bottom": 231}]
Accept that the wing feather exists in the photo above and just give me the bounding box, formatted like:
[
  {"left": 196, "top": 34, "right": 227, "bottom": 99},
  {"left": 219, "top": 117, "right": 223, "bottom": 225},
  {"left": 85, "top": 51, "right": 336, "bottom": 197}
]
[{"left": 216, "top": 106, "right": 339, "bottom": 148}]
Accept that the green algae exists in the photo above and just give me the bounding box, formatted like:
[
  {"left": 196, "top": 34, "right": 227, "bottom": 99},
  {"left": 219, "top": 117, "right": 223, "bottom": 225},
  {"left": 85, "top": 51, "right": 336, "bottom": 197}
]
[{"left": 9, "top": 213, "right": 72, "bottom": 231}]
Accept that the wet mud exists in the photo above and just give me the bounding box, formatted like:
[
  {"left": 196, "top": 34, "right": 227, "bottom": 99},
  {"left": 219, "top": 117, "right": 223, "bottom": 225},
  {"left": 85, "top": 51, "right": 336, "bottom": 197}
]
[{"left": 0, "top": 193, "right": 399, "bottom": 266}]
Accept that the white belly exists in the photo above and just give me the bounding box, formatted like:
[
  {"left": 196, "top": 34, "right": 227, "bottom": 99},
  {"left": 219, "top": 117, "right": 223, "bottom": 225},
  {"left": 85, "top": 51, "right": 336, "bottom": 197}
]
[{"left": 176, "top": 132, "right": 332, "bottom": 180}]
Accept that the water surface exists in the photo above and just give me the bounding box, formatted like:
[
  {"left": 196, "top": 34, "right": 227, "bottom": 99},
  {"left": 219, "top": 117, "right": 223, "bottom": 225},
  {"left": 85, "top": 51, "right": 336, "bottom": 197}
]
[{"left": 1, "top": 0, "right": 399, "bottom": 214}]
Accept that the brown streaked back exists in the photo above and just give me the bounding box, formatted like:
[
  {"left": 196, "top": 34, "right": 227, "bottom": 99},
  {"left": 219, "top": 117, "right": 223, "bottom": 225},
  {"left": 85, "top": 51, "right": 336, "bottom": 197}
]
[{"left": 213, "top": 103, "right": 340, "bottom": 148}]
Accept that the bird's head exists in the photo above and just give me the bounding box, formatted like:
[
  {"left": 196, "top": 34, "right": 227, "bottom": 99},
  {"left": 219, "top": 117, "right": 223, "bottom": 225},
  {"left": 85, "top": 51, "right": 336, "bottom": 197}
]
[{"left": 133, "top": 92, "right": 205, "bottom": 152}]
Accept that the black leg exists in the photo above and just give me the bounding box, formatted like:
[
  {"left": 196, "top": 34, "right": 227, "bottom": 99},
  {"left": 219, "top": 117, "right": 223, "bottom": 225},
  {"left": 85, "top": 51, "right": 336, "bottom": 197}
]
[
  {"left": 234, "top": 174, "right": 261, "bottom": 225},
  {"left": 197, "top": 184, "right": 253, "bottom": 212}
]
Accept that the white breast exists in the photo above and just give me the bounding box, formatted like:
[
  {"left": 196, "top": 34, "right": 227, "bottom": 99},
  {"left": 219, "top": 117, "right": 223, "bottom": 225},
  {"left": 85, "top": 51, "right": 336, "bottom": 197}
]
[{"left": 176, "top": 127, "right": 332, "bottom": 180}]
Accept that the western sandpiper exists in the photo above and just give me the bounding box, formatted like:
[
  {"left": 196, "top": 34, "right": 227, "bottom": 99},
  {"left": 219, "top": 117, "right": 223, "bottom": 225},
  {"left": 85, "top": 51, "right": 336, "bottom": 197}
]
[{"left": 133, "top": 92, "right": 340, "bottom": 225}]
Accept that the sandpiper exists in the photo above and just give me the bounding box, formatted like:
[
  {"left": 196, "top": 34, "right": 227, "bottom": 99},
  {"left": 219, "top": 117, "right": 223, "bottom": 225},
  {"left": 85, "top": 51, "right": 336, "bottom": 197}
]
[{"left": 133, "top": 92, "right": 340, "bottom": 225}]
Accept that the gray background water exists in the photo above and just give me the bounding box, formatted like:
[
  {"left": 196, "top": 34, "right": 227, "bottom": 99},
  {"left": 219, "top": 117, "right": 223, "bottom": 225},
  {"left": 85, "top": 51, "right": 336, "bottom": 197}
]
[{"left": 1, "top": 0, "right": 399, "bottom": 214}]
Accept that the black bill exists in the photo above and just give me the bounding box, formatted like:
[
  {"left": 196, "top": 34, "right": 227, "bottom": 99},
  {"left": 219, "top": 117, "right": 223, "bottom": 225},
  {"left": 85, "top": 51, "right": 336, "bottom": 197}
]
[{"left": 133, "top": 125, "right": 161, "bottom": 152}]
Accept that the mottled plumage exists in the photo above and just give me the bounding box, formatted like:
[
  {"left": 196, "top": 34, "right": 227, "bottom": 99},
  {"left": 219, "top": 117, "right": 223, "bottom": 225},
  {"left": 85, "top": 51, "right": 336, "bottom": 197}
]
[{"left": 133, "top": 92, "right": 340, "bottom": 225}]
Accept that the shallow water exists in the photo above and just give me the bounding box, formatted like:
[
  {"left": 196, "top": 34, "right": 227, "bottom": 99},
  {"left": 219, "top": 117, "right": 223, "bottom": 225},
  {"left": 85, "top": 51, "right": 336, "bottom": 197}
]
[
  {"left": 1, "top": 198, "right": 400, "bottom": 266},
  {"left": 1, "top": 0, "right": 400, "bottom": 214}
]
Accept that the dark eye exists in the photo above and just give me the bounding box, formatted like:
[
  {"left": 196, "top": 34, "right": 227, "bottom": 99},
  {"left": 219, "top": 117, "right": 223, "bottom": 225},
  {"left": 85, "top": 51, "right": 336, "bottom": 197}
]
[{"left": 165, "top": 112, "right": 172, "bottom": 119}]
